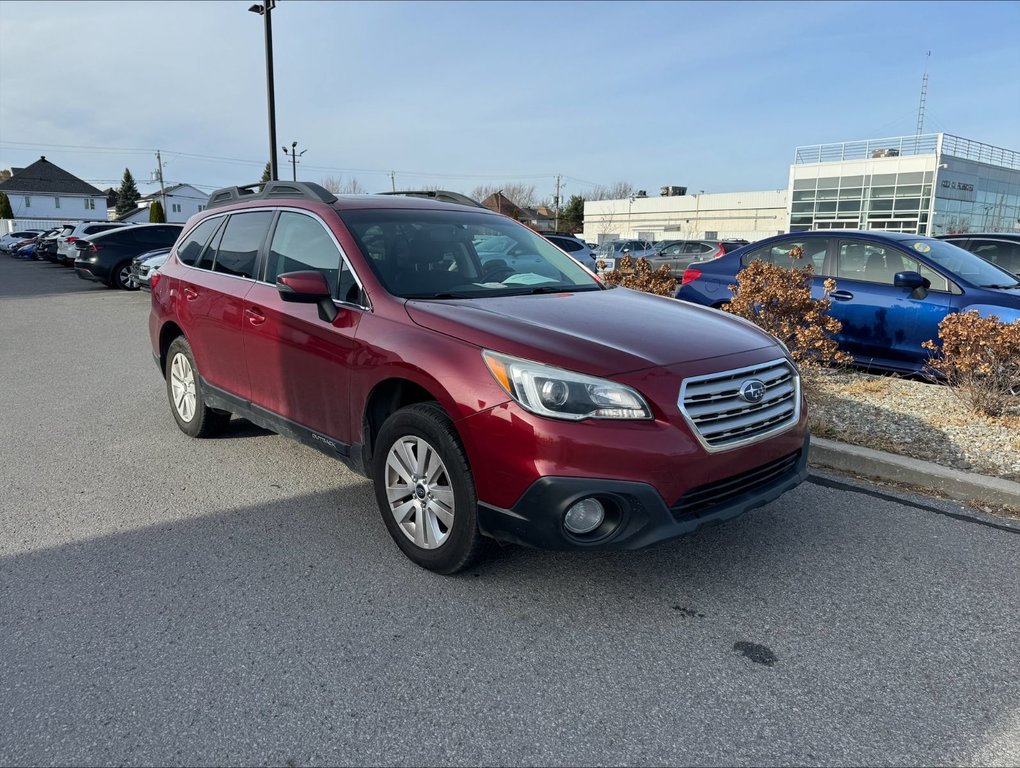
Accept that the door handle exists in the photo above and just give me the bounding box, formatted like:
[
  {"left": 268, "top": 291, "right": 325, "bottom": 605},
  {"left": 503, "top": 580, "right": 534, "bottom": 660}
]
[
  {"left": 245, "top": 307, "right": 266, "bottom": 326},
  {"left": 830, "top": 290, "right": 854, "bottom": 301},
  {"left": 182, "top": 286, "right": 198, "bottom": 300}
]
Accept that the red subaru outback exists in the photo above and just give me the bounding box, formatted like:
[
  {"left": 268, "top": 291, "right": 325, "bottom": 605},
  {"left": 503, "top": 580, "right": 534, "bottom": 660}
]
[{"left": 150, "top": 181, "right": 809, "bottom": 573}]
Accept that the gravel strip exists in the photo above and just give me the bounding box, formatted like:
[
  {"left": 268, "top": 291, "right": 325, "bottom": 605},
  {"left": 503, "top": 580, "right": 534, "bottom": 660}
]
[{"left": 805, "top": 369, "right": 1020, "bottom": 483}]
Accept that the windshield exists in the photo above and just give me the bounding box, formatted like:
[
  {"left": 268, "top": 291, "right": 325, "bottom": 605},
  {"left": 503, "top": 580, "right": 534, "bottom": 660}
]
[
  {"left": 339, "top": 208, "right": 602, "bottom": 299},
  {"left": 914, "top": 239, "right": 1020, "bottom": 287}
]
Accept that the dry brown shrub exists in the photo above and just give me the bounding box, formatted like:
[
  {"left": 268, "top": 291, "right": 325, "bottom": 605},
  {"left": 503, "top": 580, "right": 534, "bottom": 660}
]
[
  {"left": 598, "top": 255, "right": 677, "bottom": 297},
  {"left": 723, "top": 250, "right": 851, "bottom": 372},
  {"left": 923, "top": 311, "right": 1020, "bottom": 417}
]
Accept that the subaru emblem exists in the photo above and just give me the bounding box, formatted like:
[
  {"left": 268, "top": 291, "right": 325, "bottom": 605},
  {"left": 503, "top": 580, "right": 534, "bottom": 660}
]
[{"left": 739, "top": 379, "right": 766, "bottom": 404}]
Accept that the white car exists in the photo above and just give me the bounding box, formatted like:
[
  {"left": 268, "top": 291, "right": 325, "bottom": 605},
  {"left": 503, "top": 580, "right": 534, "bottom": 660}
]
[
  {"left": 56, "top": 221, "right": 133, "bottom": 263},
  {"left": 0, "top": 229, "right": 45, "bottom": 254}
]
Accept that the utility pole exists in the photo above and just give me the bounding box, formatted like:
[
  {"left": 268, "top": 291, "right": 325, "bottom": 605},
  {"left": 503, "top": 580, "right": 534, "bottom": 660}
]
[
  {"left": 390, "top": 171, "right": 396, "bottom": 192},
  {"left": 155, "top": 150, "right": 166, "bottom": 219},
  {"left": 281, "top": 141, "right": 306, "bottom": 181},
  {"left": 554, "top": 174, "right": 561, "bottom": 232}
]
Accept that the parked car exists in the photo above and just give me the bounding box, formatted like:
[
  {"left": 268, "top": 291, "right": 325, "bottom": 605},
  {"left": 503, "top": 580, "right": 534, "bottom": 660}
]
[
  {"left": 676, "top": 230, "right": 1020, "bottom": 374},
  {"left": 14, "top": 241, "right": 37, "bottom": 259},
  {"left": 542, "top": 233, "right": 597, "bottom": 270},
  {"left": 127, "top": 247, "right": 171, "bottom": 290},
  {"left": 151, "top": 181, "right": 810, "bottom": 573},
  {"left": 74, "top": 224, "right": 183, "bottom": 289},
  {"left": 592, "top": 239, "right": 657, "bottom": 271},
  {"left": 935, "top": 233, "right": 1020, "bottom": 276},
  {"left": 56, "top": 221, "right": 134, "bottom": 265},
  {"left": 0, "top": 229, "right": 45, "bottom": 254},
  {"left": 37, "top": 224, "right": 75, "bottom": 263},
  {"left": 648, "top": 239, "right": 751, "bottom": 276}
]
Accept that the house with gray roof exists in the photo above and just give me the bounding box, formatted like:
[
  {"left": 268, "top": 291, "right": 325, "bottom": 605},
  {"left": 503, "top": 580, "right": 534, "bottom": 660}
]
[
  {"left": 0, "top": 156, "right": 108, "bottom": 230},
  {"left": 117, "top": 183, "right": 210, "bottom": 223}
]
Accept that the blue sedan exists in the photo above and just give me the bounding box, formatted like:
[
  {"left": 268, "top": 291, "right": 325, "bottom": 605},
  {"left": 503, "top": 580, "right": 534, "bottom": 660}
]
[{"left": 675, "top": 230, "right": 1020, "bottom": 374}]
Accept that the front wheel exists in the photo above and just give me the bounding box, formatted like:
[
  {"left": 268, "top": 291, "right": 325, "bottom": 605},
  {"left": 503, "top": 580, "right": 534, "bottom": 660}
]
[
  {"left": 372, "top": 403, "right": 490, "bottom": 574},
  {"left": 165, "top": 336, "right": 231, "bottom": 438}
]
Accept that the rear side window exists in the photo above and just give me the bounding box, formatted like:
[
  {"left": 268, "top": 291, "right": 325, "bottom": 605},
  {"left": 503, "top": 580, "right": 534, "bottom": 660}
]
[
  {"left": 211, "top": 212, "right": 273, "bottom": 278},
  {"left": 177, "top": 218, "right": 223, "bottom": 267},
  {"left": 550, "top": 237, "right": 582, "bottom": 252},
  {"left": 744, "top": 239, "right": 830, "bottom": 273},
  {"left": 137, "top": 226, "right": 181, "bottom": 248}
]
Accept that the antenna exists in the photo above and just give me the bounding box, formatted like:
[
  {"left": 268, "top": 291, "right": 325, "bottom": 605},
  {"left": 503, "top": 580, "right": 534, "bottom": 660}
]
[{"left": 916, "top": 50, "right": 930, "bottom": 136}]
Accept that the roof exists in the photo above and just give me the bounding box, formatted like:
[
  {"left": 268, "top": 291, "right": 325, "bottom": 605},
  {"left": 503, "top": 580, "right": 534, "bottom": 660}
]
[{"left": 0, "top": 156, "right": 103, "bottom": 196}]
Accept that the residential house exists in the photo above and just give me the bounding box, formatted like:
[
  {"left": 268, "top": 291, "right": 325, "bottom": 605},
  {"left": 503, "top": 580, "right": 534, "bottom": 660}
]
[
  {"left": 117, "top": 184, "right": 210, "bottom": 223},
  {"left": 479, "top": 192, "right": 556, "bottom": 230},
  {"left": 0, "top": 156, "right": 108, "bottom": 233}
]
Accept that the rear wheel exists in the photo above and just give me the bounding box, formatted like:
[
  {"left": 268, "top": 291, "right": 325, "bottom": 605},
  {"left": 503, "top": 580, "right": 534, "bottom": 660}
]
[
  {"left": 111, "top": 260, "right": 137, "bottom": 290},
  {"left": 165, "top": 336, "right": 231, "bottom": 438},
  {"left": 372, "top": 403, "right": 490, "bottom": 574}
]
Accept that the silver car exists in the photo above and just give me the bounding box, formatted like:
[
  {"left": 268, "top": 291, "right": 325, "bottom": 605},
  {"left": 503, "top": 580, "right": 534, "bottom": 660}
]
[
  {"left": 127, "top": 247, "right": 171, "bottom": 290},
  {"left": 592, "top": 239, "right": 656, "bottom": 272}
]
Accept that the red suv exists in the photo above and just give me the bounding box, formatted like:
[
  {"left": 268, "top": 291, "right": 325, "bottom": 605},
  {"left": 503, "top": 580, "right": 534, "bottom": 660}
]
[{"left": 150, "top": 181, "right": 809, "bottom": 573}]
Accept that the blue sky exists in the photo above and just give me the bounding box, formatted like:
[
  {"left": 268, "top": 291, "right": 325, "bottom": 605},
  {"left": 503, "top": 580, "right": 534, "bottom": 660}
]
[{"left": 1, "top": 0, "right": 1017, "bottom": 202}]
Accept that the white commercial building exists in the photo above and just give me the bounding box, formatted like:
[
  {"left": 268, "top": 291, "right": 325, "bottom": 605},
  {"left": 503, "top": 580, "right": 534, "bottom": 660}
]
[{"left": 582, "top": 132, "right": 1019, "bottom": 244}]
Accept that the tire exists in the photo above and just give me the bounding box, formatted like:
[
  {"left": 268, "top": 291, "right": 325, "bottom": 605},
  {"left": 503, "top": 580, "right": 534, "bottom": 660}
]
[
  {"left": 165, "top": 336, "right": 231, "bottom": 438},
  {"left": 372, "top": 402, "right": 490, "bottom": 574},
  {"left": 112, "top": 260, "right": 137, "bottom": 290}
]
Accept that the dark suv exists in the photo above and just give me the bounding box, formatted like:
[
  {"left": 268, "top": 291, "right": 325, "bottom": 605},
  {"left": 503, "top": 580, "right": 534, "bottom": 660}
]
[
  {"left": 150, "top": 181, "right": 809, "bottom": 573},
  {"left": 74, "top": 223, "right": 183, "bottom": 289},
  {"left": 935, "top": 233, "right": 1020, "bottom": 275}
]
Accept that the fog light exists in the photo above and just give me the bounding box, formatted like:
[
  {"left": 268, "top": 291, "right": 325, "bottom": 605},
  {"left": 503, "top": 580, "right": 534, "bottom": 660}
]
[{"left": 564, "top": 498, "right": 605, "bottom": 535}]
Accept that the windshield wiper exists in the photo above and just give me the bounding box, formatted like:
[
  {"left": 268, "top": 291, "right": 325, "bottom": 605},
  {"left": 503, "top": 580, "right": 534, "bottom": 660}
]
[{"left": 402, "top": 292, "right": 474, "bottom": 300}]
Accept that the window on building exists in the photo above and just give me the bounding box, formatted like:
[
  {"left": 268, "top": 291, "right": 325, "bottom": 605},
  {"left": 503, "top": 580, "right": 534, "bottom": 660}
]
[
  {"left": 85, "top": 198, "right": 96, "bottom": 210},
  {"left": 24, "top": 196, "right": 30, "bottom": 208},
  {"left": 172, "top": 203, "right": 182, "bottom": 213},
  {"left": 55, "top": 197, "right": 61, "bottom": 209}
]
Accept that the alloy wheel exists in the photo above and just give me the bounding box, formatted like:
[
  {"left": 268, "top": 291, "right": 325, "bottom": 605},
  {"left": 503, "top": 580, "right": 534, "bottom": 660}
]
[
  {"left": 170, "top": 352, "right": 197, "bottom": 422},
  {"left": 384, "top": 436, "right": 455, "bottom": 549}
]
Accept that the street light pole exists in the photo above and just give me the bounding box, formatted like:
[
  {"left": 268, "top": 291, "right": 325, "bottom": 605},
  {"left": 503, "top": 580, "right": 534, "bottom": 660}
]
[
  {"left": 249, "top": 0, "right": 278, "bottom": 182},
  {"left": 282, "top": 141, "right": 306, "bottom": 181}
]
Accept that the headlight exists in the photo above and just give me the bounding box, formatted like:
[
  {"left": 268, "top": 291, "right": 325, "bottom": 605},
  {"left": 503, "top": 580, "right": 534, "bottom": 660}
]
[{"left": 483, "top": 351, "right": 652, "bottom": 421}]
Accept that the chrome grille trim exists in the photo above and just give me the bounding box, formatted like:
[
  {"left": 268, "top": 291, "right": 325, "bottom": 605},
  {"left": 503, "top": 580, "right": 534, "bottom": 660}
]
[{"left": 678, "top": 358, "right": 801, "bottom": 452}]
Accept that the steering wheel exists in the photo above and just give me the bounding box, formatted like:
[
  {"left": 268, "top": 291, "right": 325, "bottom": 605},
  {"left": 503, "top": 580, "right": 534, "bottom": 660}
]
[{"left": 481, "top": 264, "right": 514, "bottom": 282}]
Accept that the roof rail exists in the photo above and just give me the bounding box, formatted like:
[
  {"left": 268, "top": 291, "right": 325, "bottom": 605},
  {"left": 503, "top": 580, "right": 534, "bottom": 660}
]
[
  {"left": 207, "top": 180, "right": 338, "bottom": 209},
  {"left": 379, "top": 190, "right": 486, "bottom": 209}
]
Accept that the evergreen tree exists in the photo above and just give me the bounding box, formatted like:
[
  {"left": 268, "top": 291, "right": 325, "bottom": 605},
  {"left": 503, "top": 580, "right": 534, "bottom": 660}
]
[
  {"left": 115, "top": 169, "right": 141, "bottom": 216},
  {"left": 149, "top": 200, "right": 166, "bottom": 223},
  {"left": 261, "top": 162, "right": 271, "bottom": 184},
  {"left": 560, "top": 195, "right": 586, "bottom": 234},
  {"left": 0, "top": 192, "right": 13, "bottom": 219}
]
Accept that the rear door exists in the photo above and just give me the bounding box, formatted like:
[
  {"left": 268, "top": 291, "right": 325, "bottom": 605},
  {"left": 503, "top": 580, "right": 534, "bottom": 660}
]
[{"left": 177, "top": 211, "right": 273, "bottom": 402}]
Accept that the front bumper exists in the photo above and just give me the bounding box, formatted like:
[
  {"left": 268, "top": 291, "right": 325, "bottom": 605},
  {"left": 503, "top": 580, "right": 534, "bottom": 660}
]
[{"left": 477, "top": 435, "right": 809, "bottom": 550}]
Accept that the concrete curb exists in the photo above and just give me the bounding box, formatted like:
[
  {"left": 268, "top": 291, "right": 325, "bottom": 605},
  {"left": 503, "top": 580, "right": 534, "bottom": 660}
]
[{"left": 809, "top": 436, "right": 1020, "bottom": 509}]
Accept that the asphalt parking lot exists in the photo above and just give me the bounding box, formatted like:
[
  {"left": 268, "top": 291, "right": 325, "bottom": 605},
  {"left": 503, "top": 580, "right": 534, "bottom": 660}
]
[{"left": 1, "top": 256, "right": 1018, "bottom": 767}]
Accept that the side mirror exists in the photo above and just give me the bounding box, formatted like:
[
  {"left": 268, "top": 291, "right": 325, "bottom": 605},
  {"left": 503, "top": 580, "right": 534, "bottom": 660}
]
[
  {"left": 277, "top": 270, "right": 338, "bottom": 322},
  {"left": 894, "top": 270, "right": 930, "bottom": 299}
]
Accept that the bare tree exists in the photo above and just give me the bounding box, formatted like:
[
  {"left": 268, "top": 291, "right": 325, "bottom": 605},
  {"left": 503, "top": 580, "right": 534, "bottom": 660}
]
[
  {"left": 0, "top": 169, "right": 11, "bottom": 184},
  {"left": 584, "top": 181, "right": 636, "bottom": 201},
  {"left": 471, "top": 183, "right": 539, "bottom": 209},
  {"left": 321, "top": 175, "right": 366, "bottom": 194}
]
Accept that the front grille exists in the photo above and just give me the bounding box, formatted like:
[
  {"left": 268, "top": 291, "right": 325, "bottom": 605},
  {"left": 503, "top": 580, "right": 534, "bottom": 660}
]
[
  {"left": 679, "top": 358, "right": 799, "bottom": 451},
  {"left": 671, "top": 449, "right": 802, "bottom": 521}
]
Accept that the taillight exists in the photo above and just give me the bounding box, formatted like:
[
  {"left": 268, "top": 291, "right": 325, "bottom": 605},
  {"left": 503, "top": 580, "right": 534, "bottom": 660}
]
[
  {"left": 713, "top": 245, "right": 725, "bottom": 258},
  {"left": 67, "top": 236, "right": 78, "bottom": 244},
  {"left": 89, "top": 243, "right": 101, "bottom": 254},
  {"left": 150, "top": 271, "right": 162, "bottom": 291},
  {"left": 681, "top": 268, "right": 702, "bottom": 285}
]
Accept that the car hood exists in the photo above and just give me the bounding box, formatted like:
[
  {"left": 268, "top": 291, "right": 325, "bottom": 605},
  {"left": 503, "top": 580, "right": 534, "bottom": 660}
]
[{"left": 403, "top": 287, "right": 779, "bottom": 376}]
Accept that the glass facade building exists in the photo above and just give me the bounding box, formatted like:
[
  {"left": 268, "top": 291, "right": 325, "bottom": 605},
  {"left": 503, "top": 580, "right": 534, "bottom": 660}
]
[{"left": 788, "top": 133, "right": 1020, "bottom": 236}]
